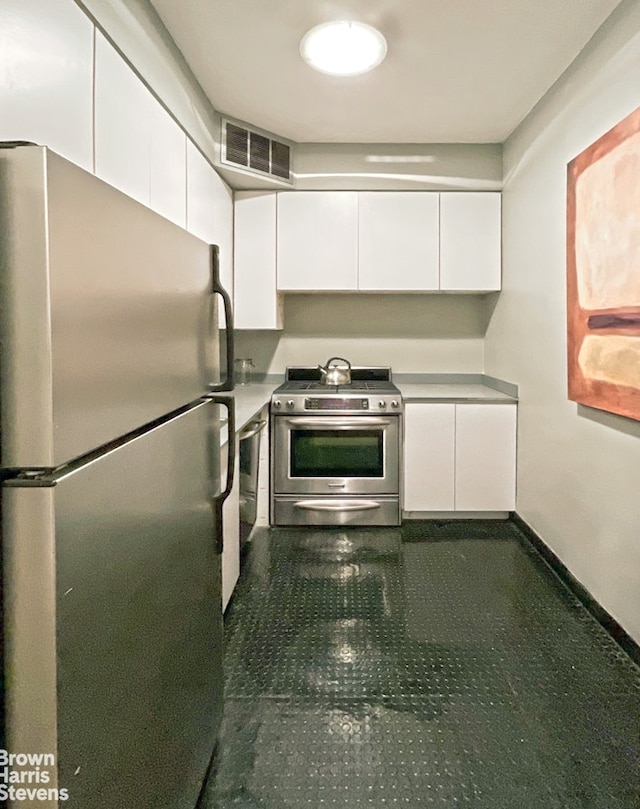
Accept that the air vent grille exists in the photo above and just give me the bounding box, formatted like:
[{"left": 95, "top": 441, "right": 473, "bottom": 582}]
[
  {"left": 226, "top": 123, "right": 248, "bottom": 166},
  {"left": 271, "top": 140, "right": 291, "bottom": 180},
  {"left": 222, "top": 119, "right": 292, "bottom": 182}
]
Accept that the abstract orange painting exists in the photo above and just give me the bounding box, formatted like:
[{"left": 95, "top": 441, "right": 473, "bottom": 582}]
[{"left": 567, "top": 105, "right": 640, "bottom": 421}]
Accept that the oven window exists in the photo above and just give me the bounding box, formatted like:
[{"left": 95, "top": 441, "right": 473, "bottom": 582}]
[{"left": 290, "top": 429, "right": 383, "bottom": 477}]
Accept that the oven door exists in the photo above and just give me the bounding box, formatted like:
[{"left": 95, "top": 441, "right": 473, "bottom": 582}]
[{"left": 273, "top": 415, "right": 400, "bottom": 496}]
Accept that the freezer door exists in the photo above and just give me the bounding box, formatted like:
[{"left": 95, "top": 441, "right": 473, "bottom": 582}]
[
  {"left": 3, "top": 399, "right": 225, "bottom": 809},
  {"left": 0, "top": 145, "right": 230, "bottom": 467}
]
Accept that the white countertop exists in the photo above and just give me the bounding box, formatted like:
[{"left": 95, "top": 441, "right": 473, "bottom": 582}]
[{"left": 396, "top": 382, "right": 517, "bottom": 403}]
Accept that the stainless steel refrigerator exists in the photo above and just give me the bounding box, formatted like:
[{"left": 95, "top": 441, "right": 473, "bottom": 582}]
[{"left": 0, "top": 143, "right": 235, "bottom": 809}]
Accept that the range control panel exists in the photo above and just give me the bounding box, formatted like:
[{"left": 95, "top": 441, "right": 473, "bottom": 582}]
[
  {"left": 305, "top": 397, "right": 369, "bottom": 410},
  {"left": 271, "top": 395, "right": 402, "bottom": 414}
]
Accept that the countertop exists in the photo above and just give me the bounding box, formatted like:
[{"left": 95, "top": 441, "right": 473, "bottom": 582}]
[
  {"left": 218, "top": 379, "right": 516, "bottom": 445},
  {"left": 396, "top": 382, "right": 517, "bottom": 403},
  {"left": 223, "top": 379, "right": 516, "bottom": 433},
  {"left": 228, "top": 383, "right": 274, "bottom": 430}
]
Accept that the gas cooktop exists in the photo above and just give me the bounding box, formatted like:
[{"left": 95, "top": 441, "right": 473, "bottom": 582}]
[
  {"left": 272, "top": 367, "right": 403, "bottom": 414},
  {"left": 276, "top": 379, "right": 398, "bottom": 393}
]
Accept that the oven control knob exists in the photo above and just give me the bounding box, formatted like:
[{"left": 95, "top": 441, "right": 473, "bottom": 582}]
[
  {"left": 287, "top": 400, "right": 295, "bottom": 409},
  {"left": 378, "top": 400, "right": 387, "bottom": 408},
  {"left": 273, "top": 399, "right": 282, "bottom": 409},
  {"left": 391, "top": 400, "right": 400, "bottom": 408}
]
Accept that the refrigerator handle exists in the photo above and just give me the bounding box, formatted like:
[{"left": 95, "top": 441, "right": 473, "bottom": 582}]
[
  {"left": 208, "top": 395, "right": 236, "bottom": 555},
  {"left": 208, "top": 244, "right": 235, "bottom": 392}
]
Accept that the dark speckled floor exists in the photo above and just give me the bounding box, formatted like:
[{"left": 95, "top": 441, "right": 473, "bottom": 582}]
[{"left": 200, "top": 520, "right": 640, "bottom": 808}]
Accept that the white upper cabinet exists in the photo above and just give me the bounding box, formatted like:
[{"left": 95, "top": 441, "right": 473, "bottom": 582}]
[
  {"left": 96, "top": 38, "right": 190, "bottom": 228},
  {"left": 234, "top": 192, "right": 282, "bottom": 330},
  {"left": 0, "top": 0, "right": 93, "bottom": 171},
  {"left": 272, "top": 190, "right": 500, "bottom": 294},
  {"left": 358, "top": 192, "right": 440, "bottom": 290},
  {"left": 439, "top": 192, "right": 501, "bottom": 291},
  {"left": 277, "top": 192, "right": 359, "bottom": 290},
  {"left": 186, "top": 141, "right": 234, "bottom": 305},
  {"left": 149, "top": 98, "right": 186, "bottom": 228},
  {"left": 95, "top": 33, "right": 153, "bottom": 206}
]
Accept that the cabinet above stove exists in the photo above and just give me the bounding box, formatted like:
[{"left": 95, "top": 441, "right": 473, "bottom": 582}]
[{"left": 234, "top": 190, "right": 501, "bottom": 330}]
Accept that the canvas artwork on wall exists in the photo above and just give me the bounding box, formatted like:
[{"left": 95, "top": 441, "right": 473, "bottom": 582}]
[{"left": 566, "top": 105, "right": 640, "bottom": 421}]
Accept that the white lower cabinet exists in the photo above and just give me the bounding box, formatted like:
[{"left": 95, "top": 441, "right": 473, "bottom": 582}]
[
  {"left": 403, "top": 402, "right": 516, "bottom": 513},
  {"left": 404, "top": 404, "right": 455, "bottom": 510},
  {"left": 454, "top": 404, "right": 517, "bottom": 511}
]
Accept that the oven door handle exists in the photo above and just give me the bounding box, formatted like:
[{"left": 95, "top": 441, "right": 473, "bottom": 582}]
[
  {"left": 293, "top": 499, "right": 382, "bottom": 512},
  {"left": 285, "top": 417, "right": 392, "bottom": 428}
]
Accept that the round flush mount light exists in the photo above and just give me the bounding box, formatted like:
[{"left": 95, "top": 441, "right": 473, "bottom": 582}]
[{"left": 300, "top": 21, "right": 387, "bottom": 77}]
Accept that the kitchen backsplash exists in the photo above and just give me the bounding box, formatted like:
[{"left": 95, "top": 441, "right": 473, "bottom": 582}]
[{"left": 234, "top": 292, "right": 493, "bottom": 374}]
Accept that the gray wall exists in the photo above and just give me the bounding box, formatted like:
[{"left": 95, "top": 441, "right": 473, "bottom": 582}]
[
  {"left": 485, "top": 0, "right": 640, "bottom": 643},
  {"left": 236, "top": 294, "right": 489, "bottom": 374}
]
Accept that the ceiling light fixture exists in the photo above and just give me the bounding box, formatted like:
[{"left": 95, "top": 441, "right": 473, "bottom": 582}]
[{"left": 300, "top": 21, "right": 387, "bottom": 77}]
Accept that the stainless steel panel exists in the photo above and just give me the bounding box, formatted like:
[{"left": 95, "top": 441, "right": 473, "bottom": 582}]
[
  {"left": 3, "top": 399, "right": 223, "bottom": 808},
  {"left": 0, "top": 145, "right": 55, "bottom": 466},
  {"left": 2, "top": 486, "right": 59, "bottom": 774},
  {"left": 285, "top": 417, "right": 394, "bottom": 428},
  {"left": 273, "top": 496, "right": 400, "bottom": 526},
  {"left": 272, "top": 414, "right": 400, "bottom": 495},
  {"left": 0, "top": 144, "right": 221, "bottom": 467},
  {"left": 239, "top": 418, "right": 267, "bottom": 530}
]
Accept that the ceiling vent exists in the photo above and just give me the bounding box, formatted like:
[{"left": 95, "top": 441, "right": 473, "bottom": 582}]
[{"left": 221, "top": 119, "right": 293, "bottom": 183}]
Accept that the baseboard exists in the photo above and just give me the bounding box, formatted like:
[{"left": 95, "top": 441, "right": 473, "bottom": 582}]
[{"left": 510, "top": 512, "right": 640, "bottom": 668}]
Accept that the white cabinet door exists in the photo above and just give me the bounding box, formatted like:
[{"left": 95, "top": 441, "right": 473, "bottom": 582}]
[
  {"left": 0, "top": 0, "right": 94, "bottom": 172},
  {"left": 149, "top": 98, "right": 186, "bottom": 228},
  {"left": 358, "top": 192, "right": 439, "bottom": 290},
  {"left": 234, "top": 192, "right": 282, "bottom": 329},
  {"left": 277, "top": 191, "right": 358, "bottom": 290},
  {"left": 455, "top": 404, "right": 516, "bottom": 511},
  {"left": 403, "top": 403, "right": 455, "bottom": 511},
  {"left": 439, "top": 192, "right": 501, "bottom": 291},
  {"left": 186, "top": 141, "right": 234, "bottom": 307},
  {"left": 95, "top": 33, "right": 154, "bottom": 206}
]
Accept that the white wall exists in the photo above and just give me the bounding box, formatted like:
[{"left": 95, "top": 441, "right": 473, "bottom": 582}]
[
  {"left": 235, "top": 294, "right": 489, "bottom": 375},
  {"left": 485, "top": 0, "right": 640, "bottom": 643}
]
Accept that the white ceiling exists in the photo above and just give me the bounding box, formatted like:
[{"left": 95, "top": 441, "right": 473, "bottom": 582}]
[{"left": 148, "top": 0, "right": 622, "bottom": 144}]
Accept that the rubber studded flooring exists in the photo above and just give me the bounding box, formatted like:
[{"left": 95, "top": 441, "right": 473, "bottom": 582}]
[{"left": 200, "top": 521, "right": 640, "bottom": 808}]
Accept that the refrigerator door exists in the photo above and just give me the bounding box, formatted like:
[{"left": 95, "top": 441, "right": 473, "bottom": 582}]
[
  {"left": 3, "top": 398, "right": 231, "bottom": 809},
  {"left": 0, "top": 143, "right": 232, "bottom": 468}
]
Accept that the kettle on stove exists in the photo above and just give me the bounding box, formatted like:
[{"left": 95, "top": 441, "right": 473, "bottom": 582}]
[{"left": 317, "top": 357, "right": 352, "bottom": 386}]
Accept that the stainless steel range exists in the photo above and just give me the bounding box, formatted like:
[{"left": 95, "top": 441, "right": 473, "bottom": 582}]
[{"left": 270, "top": 365, "right": 403, "bottom": 526}]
